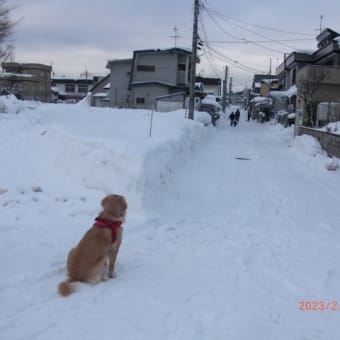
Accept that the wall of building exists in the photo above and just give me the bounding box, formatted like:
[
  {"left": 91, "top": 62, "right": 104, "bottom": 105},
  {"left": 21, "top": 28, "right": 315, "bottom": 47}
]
[
  {"left": 132, "top": 85, "right": 169, "bottom": 109},
  {"left": 109, "top": 62, "right": 131, "bottom": 107},
  {"left": 133, "top": 52, "right": 178, "bottom": 84}
]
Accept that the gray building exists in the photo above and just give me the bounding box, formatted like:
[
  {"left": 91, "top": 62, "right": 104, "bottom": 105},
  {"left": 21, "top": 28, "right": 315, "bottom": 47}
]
[
  {"left": 105, "top": 48, "right": 194, "bottom": 109},
  {"left": 276, "top": 28, "right": 340, "bottom": 90}
]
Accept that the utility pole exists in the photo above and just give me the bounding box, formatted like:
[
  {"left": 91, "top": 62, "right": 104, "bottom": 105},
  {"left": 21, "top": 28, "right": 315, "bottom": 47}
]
[
  {"left": 228, "top": 76, "right": 233, "bottom": 106},
  {"left": 188, "top": 0, "right": 200, "bottom": 120},
  {"left": 222, "top": 65, "right": 228, "bottom": 112}
]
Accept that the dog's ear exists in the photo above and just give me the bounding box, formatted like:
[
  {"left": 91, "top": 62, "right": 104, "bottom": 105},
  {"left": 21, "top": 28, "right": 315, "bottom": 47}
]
[
  {"left": 120, "top": 195, "right": 128, "bottom": 211},
  {"left": 101, "top": 195, "right": 111, "bottom": 208}
]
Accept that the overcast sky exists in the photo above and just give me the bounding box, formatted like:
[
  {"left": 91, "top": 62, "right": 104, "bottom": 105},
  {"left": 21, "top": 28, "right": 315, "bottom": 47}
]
[{"left": 6, "top": 0, "right": 340, "bottom": 90}]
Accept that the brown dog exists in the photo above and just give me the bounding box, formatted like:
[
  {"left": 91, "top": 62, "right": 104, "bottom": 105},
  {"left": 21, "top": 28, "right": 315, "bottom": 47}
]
[{"left": 58, "top": 194, "right": 127, "bottom": 296}]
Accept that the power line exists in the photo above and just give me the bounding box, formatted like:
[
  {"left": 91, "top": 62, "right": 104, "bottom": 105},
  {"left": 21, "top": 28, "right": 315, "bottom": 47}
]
[
  {"left": 201, "top": 0, "right": 314, "bottom": 37},
  {"left": 206, "top": 38, "right": 314, "bottom": 44},
  {"left": 207, "top": 46, "right": 266, "bottom": 73},
  {"left": 199, "top": 14, "right": 224, "bottom": 77},
  {"left": 200, "top": 11, "right": 266, "bottom": 74},
  {"left": 202, "top": 6, "right": 285, "bottom": 55}
]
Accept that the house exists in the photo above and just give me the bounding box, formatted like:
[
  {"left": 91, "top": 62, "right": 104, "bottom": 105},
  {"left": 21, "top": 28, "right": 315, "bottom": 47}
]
[
  {"left": 51, "top": 77, "right": 96, "bottom": 102},
  {"left": 129, "top": 47, "right": 194, "bottom": 109},
  {"left": 195, "top": 76, "right": 221, "bottom": 96},
  {"left": 251, "top": 74, "right": 281, "bottom": 96},
  {"left": 105, "top": 47, "right": 196, "bottom": 109},
  {"left": 275, "top": 27, "right": 340, "bottom": 125},
  {"left": 295, "top": 65, "right": 340, "bottom": 125},
  {"left": 0, "top": 62, "right": 52, "bottom": 102},
  {"left": 90, "top": 74, "right": 110, "bottom": 107}
]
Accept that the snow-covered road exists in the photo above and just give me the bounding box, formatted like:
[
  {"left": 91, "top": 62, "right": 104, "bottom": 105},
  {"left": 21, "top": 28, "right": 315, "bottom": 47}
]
[{"left": 133, "top": 116, "right": 340, "bottom": 339}]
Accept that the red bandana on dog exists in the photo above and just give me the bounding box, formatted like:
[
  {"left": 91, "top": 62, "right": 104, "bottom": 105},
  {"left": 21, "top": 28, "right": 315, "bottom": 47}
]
[{"left": 94, "top": 217, "right": 122, "bottom": 243}]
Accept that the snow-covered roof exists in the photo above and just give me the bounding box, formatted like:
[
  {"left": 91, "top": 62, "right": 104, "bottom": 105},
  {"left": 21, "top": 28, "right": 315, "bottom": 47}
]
[
  {"left": 295, "top": 49, "right": 314, "bottom": 55},
  {"left": 0, "top": 72, "right": 33, "bottom": 78},
  {"left": 270, "top": 85, "right": 297, "bottom": 99},
  {"left": 93, "top": 92, "right": 107, "bottom": 97},
  {"left": 262, "top": 78, "right": 279, "bottom": 84},
  {"left": 250, "top": 96, "right": 270, "bottom": 103}
]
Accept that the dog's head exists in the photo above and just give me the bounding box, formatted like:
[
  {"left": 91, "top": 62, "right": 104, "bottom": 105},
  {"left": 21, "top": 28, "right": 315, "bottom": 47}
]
[{"left": 100, "top": 194, "right": 128, "bottom": 222}]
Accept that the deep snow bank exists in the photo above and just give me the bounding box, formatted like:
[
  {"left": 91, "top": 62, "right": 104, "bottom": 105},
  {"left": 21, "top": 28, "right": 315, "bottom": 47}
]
[{"left": 0, "top": 96, "right": 212, "bottom": 215}]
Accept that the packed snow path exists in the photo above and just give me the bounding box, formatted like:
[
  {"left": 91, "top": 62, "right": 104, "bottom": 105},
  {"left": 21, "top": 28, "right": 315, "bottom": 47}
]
[
  {"left": 138, "top": 117, "right": 340, "bottom": 339},
  {"left": 1, "top": 112, "right": 340, "bottom": 340}
]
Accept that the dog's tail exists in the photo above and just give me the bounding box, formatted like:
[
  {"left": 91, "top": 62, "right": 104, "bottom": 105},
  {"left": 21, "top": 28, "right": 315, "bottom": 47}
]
[{"left": 58, "top": 278, "right": 75, "bottom": 297}]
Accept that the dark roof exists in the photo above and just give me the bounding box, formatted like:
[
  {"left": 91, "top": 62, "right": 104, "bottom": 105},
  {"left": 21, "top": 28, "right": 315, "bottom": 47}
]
[
  {"left": 52, "top": 78, "right": 93, "bottom": 85},
  {"left": 106, "top": 58, "right": 132, "bottom": 69},
  {"left": 316, "top": 28, "right": 339, "bottom": 43},
  {"left": 196, "top": 76, "right": 221, "bottom": 85},
  {"left": 90, "top": 74, "right": 110, "bottom": 92},
  {"left": 133, "top": 47, "right": 192, "bottom": 55}
]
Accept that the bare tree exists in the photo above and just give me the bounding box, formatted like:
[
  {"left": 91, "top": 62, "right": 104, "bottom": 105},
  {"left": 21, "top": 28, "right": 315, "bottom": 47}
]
[
  {"left": 0, "top": 0, "right": 16, "bottom": 62},
  {"left": 297, "top": 66, "right": 329, "bottom": 127}
]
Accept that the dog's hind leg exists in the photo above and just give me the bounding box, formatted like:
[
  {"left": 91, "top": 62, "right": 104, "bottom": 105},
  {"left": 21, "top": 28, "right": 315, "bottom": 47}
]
[{"left": 87, "top": 257, "right": 107, "bottom": 285}]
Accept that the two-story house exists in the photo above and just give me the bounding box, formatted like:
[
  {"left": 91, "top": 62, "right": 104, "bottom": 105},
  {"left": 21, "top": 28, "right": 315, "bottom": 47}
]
[
  {"left": 275, "top": 27, "right": 340, "bottom": 125},
  {"left": 105, "top": 47, "right": 195, "bottom": 109},
  {"left": 129, "top": 48, "right": 193, "bottom": 109}
]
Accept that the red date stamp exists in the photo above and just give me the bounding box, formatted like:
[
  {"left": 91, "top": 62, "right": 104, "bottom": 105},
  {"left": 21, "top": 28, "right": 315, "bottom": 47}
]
[{"left": 299, "top": 301, "right": 340, "bottom": 311}]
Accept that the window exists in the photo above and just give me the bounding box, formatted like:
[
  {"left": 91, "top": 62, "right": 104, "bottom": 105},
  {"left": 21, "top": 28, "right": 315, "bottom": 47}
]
[
  {"left": 136, "top": 97, "right": 145, "bottom": 104},
  {"left": 65, "top": 84, "right": 75, "bottom": 92},
  {"left": 292, "top": 69, "right": 296, "bottom": 85},
  {"left": 137, "top": 65, "right": 155, "bottom": 72},
  {"left": 78, "top": 85, "right": 88, "bottom": 93},
  {"left": 178, "top": 64, "right": 186, "bottom": 71},
  {"left": 325, "top": 58, "right": 334, "bottom": 66}
]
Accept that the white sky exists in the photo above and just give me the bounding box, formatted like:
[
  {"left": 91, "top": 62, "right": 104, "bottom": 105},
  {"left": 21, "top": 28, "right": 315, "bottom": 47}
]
[{"left": 6, "top": 0, "right": 340, "bottom": 90}]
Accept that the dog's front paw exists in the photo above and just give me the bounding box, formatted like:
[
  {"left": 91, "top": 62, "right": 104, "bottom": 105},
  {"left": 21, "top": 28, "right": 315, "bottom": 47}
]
[{"left": 109, "top": 272, "right": 117, "bottom": 279}]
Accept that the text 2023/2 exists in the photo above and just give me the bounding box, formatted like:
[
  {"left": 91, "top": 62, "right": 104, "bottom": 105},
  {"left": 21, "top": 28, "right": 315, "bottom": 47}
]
[{"left": 299, "top": 300, "right": 340, "bottom": 311}]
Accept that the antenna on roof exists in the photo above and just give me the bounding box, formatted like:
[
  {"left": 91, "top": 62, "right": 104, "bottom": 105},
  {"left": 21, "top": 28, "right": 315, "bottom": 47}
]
[
  {"left": 169, "top": 26, "right": 180, "bottom": 48},
  {"left": 319, "top": 15, "right": 324, "bottom": 33}
]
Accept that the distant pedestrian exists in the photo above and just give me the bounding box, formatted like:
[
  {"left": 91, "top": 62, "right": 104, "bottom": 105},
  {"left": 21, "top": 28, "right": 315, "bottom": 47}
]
[
  {"left": 228, "top": 112, "right": 235, "bottom": 126},
  {"left": 234, "top": 109, "right": 240, "bottom": 126},
  {"left": 247, "top": 110, "right": 251, "bottom": 121}
]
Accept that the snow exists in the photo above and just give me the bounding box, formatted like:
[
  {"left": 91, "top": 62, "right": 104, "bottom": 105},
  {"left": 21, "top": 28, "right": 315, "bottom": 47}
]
[
  {"left": 201, "top": 94, "right": 222, "bottom": 110},
  {"left": 295, "top": 49, "right": 315, "bottom": 55},
  {"left": 250, "top": 96, "right": 271, "bottom": 103},
  {"left": 0, "top": 72, "right": 33, "bottom": 78},
  {"left": 270, "top": 85, "right": 297, "bottom": 99},
  {"left": 1, "top": 96, "right": 340, "bottom": 340},
  {"left": 319, "top": 121, "right": 340, "bottom": 135}
]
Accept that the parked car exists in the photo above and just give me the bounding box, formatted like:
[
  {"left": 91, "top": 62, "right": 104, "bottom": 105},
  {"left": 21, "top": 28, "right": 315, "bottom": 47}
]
[
  {"left": 200, "top": 95, "right": 222, "bottom": 126},
  {"left": 199, "top": 103, "right": 220, "bottom": 126}
]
